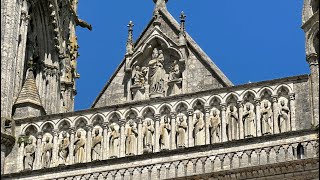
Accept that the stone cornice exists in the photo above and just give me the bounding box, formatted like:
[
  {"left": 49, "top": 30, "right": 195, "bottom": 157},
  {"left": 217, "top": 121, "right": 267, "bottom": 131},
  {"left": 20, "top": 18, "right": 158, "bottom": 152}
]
[{"left": 14, "top": 74, "right": 308, "bottom": 125}]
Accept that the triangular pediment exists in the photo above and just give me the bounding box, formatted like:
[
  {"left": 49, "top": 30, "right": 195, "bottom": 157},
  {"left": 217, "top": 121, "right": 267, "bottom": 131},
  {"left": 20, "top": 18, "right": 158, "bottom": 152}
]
[{"left": 92, "top": 6, "right": 233, "bottom": 108}]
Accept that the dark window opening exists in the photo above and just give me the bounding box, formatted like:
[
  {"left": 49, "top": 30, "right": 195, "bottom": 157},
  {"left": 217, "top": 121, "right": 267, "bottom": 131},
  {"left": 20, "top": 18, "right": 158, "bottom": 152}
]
[{"left": 297, "top": 143, "right": 305, "bottom": 159}]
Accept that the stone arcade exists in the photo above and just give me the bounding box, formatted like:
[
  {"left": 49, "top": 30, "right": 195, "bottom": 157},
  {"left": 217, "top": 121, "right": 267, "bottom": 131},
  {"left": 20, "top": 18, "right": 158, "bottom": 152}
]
[{"left": 1, "top": 0, "right": 319, "bottom": 179}]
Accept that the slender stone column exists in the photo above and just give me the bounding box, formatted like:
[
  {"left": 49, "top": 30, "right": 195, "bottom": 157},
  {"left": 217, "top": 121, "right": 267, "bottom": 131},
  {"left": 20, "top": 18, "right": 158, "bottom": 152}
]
[
  {"left": 220, "top": 104, "right": 227, "bottom": 142},
  {"left": 69, "top": 127, "right": 75, "bottom": 164},
  {"left": 102, "top": 122, "right": 109, "bottom": 160},
  {"left": 86, "top": 125, "right": 93, "bottom": 162},
  {"left": 187, "top": 109, "right": 194, "bottom": 147},
  {"left": 52, "top": 130, "right": 59, "bottom": 167},
  {"left": 307, "top": 54, "right": 319, "bottom": 127},
  {"left": 272, "top": 96, "right": 279, "bottom": 134},
  {"left": 1, "top": 144, "right": 6, "bottom": 174},
  {"left": 119, "top": 120, "right": 126, "bottom": 157},
  {"left": 237, "top": 101, "right": 244, "bottom": 139},
  {"left": 170, "top": 112, "right": 177, "bottom": 150},
  {"left": 289, "top": 93, "right": 296, "bottom": 131},
  {"left": 18, "top": 137, "right": 25, "bottom": 171},
  {"left": 137, "top": 117, "right": 143, "bottom": 155},
  {"left": 255, "top": 99, "right": 262, "bottom": 137},
  {"left": 204, "top": 106, "right": 211, "bottom": 145},
  {"left": 154, "top": 114, "right": 161, "bottom": 152},
  {"left": 35, "top": 133, "right": 43, "bottom": 169}
]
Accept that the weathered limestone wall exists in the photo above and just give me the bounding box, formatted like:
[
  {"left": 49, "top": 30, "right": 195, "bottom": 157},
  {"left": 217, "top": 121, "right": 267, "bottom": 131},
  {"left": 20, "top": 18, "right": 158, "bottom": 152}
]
[{"left": 2, "top": 130, "right": 318, "bottom": 180}]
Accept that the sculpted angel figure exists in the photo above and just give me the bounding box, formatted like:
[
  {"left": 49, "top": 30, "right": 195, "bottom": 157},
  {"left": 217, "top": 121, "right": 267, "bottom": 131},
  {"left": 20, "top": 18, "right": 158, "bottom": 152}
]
[
  {"left": 176, "top": 116, "right": 187, "bottom": 148},
  {"left": 149, "top": 48, "right": 165, "bottom": 95},
  {"left": 132, "top": 65, "right": 147, "bottom": 86},
  {"left": 193, "top": 111, "right": 205, "bottom": 146},
  {"left": 209, "top": 109, "right": 221, "bottom": 143},
  {"left": 42, "top": 137, "right": 53, "bottom": 168},
  {"left": 58, "top": 132, "right": 70, "bottom": 165},
  {"left": 24, "top": 138, "right": 36, "bottom": 170},
  {"left": 125, "top": 121, "right": 138, "bottom": 156},
  {"left": 169, "top": 61, "right": 182, "bottom": 81},
  {"left": 160, "top": 115, "right": 171, "bottom": 150},
  {"left": 261, "top": 101, "right": 273, "bottom": 135},
  {"left": 243, "top": 104, "right": 256, "bottom": 138},
  {"left": 74, "top": 131, "right": 86, "bottom": 164},
  {"left": 109, "top": 124, "right": 120, "bottom": 158},
  {"left": 278, "top": 100, "right": 290, "bottom": 133},
  {"left": 143, "top": 120, "right": 155, "bottom": 153},
  {"left": 91, "top": 129, "right": 103, "bottom": 161}
]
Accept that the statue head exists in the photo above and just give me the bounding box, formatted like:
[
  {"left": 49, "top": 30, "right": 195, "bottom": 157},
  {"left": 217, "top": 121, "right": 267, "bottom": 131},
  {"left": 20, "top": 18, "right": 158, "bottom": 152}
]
[
  {"left": 264, "top": 101, "right": 269, "bottom": 108},
  {"left": 95, "top": 129, "right": 99, "bottom": 136},
  {"left": 212, "top": 109, "right": 218, "bottom": 116},
  {"left": 28, "top": 137, "right": 33, "bottom": 145},
  {"left": 179, "top": 116, "right": 184, "bottom": 122},
  {"left": 135, "top": 66, "right": 141, "bottom": 71},
  {"left": 159, "top": 49, "right": 163, "bottom": 55},
  {"left": 46, "top": 137, "right": 50, "bottom": 143},
  {"left": 246, "top": 104, "right": 251, "bottom": 111},
  {"left": 129, "top": 120, "right": 134, "bottom": 127},
  {"left": 62, "top": 131, "right": 68, "bottom": 138},
  {"left": 280, "top": 100, "right": 285, "bottom": 106},
  {"left": 147, "top": 120, "right": 152, "bottom": 126},
  {"left": 230, "top": 106, "right": 234, "bottom": 112},
  {"left": 77, "top": 131, "right": 81, "bottom": 138},
  {"left": 152, "top": 48, "right": 159, "bottom": 58},
  {"left": 164, "top": 115, "right": 168, "bottom": 123},
  {"left": 196, "top": 112, "right": 201, "bottom": 119}
]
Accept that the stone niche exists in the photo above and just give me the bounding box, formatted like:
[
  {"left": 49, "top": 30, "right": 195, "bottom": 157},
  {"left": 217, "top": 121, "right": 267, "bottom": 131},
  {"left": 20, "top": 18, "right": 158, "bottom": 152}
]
[{"left": 128, "top": 39, "right": 185, "bottom": 101}]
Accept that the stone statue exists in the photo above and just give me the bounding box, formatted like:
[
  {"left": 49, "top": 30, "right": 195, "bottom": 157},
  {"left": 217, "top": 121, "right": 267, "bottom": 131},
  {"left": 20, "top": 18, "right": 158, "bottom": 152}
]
[
  {"left": 125, "top": 121, "right": 138, "bottom": 155},
  {"left": 58, "top": 132, "right": 70, "bottom": 165},
  {"left": 261, "top": 101, "right": 273, "bottom": 135},
  {"left": 243, "top": 104, "right": 256, "bottom": 138},
  {"left": 227, "top": 106, "right": 239, "bottom": 141},
  {"left": 278, "top": 100, "right": 290, "bottom": 133},
  {"left": 209, "top": 109, "right": 221, "bottom": 143},
  {"left": 149, "top": 48, "right": 165, "bottom": 95},
  {"left": 91, "top": 129, "right": 103, "bottom": 161},
  {"left": 168, "top": 61, "right": 182, "bottom": 81},
  {"left": 160, "top": 115, "right": 171, "bottom": 151},
  {"left": 74, "top": 131, "right": 85, "bottom": 164},
  {"left": 143, "top": 120, "right": 155, "bottom": 153},
  {"left": 109, "top": 124, "right": 120, "bottom": 158},
  {"left": 193, "top": 111, "right": 205, "bottom": 146},
  {"left": 176, "top": 116, "right": 187, "bottom": 148},
  {"left": 41, "top": 137, "right": 53, "bottom": 168},
  {"left": 132, "top": 65, "right": 147, "bottom": 86},
  {"left": 23, "top": 138, "right": 36, "bottom": 170}
]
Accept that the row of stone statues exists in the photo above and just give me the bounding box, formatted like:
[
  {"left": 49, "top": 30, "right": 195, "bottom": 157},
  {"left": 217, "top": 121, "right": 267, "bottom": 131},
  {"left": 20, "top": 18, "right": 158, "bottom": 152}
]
[{"left": 23, "top": 99, "right": 291, "bottom": 170}]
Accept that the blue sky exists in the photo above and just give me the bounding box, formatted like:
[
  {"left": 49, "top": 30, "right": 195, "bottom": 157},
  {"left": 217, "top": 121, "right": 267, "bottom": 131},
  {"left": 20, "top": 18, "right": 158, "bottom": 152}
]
[{"left": 75, "top": 0, "right": 308, "bottom": 111}]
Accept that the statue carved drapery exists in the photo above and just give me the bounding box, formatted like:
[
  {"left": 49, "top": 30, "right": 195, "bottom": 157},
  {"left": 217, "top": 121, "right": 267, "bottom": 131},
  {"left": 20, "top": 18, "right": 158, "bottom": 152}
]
[
  {"left": 143, "top": 120, "right": 155, "bottom": 153},
  {"left": 160, "top": 116, "right": 171, "bottom": 150},
  {"left": 58, "top": 132, "right": 70, "bottom": 165},
  {"left": 41, "top": 137, "right": 53, "bottom": 168},
  {"left": 176, "top": 116, "right": 187, "bottom": 148},
  {"left": 193, "top": 111, "right": 205, "bottom": 146},
  {"left": 24, "top": 138, "right": 36, "bottom": 170},
  {"left": 125, "top": 121, "right": 138, "bottom": 155},
  {"left": 278, "top": 100, "right": 290, "bottom": 133},
  {"left": 149, "top": 48, "right": 165, "bottom": 95},
  {"left": 261, "top": 101, "right": 273, "bottom": 135},
  {"left": 243, "top": 104, "right": 256, "bottom": 138},
  {"left": 109, "top": 125, "right": 120, "bottom": 158},
  {"left": 209, "top": 109, "right": 221, "bottom": 143},
  {"left": 91, "top": 129, "right": 103, "bottom": 161},
  {"left": 227, "top": 106, "right": 238, "bottom": 141},
  {"left": 74, "top": 132, "right": 85, "bottom": 164}
]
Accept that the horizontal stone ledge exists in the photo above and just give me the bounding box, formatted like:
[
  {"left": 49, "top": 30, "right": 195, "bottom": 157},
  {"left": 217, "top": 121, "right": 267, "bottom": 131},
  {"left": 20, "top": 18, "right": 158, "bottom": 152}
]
[
  {"left": 2, "top": 128, "right": 318, "bottom": 178},
  {"left": 171, "top": 158, "right": 319, "bottom": 180}
]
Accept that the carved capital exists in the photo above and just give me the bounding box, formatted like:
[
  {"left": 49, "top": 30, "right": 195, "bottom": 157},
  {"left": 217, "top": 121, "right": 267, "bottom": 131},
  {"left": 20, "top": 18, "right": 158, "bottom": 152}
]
[
  {"left": 220, "top": 104, "right": 227, "bottom": 111},
  {"left": 204, "top": 106, "right": 211, "bottom": 113},
  {"left": 86, "top": 125, "right": 93, "bottom": 132},
  {"left": 289, "top": 93, "right": 296, "bottom": 101},
  {"left": 170, "top": 112, "right": 177, "bottom": 119},
  {"left": 237, "top": 101, "right": 244, "bottom": 108},
  {"left": 271, "top": 95, "right": 278, "bottom": 103},
  {"left": 154, "top": 114, "right": 161, "bottom": 121},
  {"left": 187, "top": 109, "right": 194, "bottom": 116},
  {"left": 52, "top": 129, "right": 59, "bottom": 136},
  {"left": 69, "top": 127, "right": 76, "bottom": 134},
  {"left": 37, "top": 132, "right": 43, "bottom": 139},
  {"left": 119, "top": 119, "right": 126, "bottom": 126},
  {"left": 306, "top": 53, "right": 319, "bottom": 66},
  {"left": 254, "top": 98, "right": 261, "bottom": 106}
]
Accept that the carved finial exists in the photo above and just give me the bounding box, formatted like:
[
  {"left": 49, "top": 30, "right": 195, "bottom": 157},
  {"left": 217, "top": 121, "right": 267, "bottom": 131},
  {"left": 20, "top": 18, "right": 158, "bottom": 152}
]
[
  {"left": 153, "top": 11, "right": 162, "bottom": 27},
  {"left": 153, "top": 0, "right": 168, "bottom": 12},
  {"left": 126, "top": 21, "right": 134, "bottom": 55},
  {"left": 179, "top": 11, "right": 187, "bottom": 45}
]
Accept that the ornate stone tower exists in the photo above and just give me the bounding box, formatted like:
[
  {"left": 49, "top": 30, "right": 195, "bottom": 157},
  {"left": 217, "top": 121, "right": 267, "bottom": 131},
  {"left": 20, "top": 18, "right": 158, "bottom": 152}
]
[
  {"left": 1, "top": 0, "right": 90, "bottom": 174},
  {"left": 302, "top": 0, "right": 319, "bottom": 127}
]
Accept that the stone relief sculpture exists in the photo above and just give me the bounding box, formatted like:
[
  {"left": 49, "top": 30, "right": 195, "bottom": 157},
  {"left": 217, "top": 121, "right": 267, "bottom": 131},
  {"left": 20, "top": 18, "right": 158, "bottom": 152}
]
[
  {"left": 260, "top": 101, "right": 273, "bottom": 135},
  {"left": 168, "top": 60, "right": 182, "bottom": 81},
  {"left": 125, "top": 121, "right": 138, "bottom": 156},
  {"left": 209, "top": 109, "right": 221, "bottom": 143},
  {"left": 176, "top": 116, "right": 187, "bottom": 148},
  {"left": 58, "top": 132, "right": 70, "bottom": 165},
  {"left": 227, "top": 106, "right": 239, "bottom": 141},
  {"left": 278, "top": 99, "right": 290, "bottom": 133},
  {"left": 160, "top": 115, "right": 171, "bottom": 151},
  {"left": 149, "top": 48, "right": 165, "bottom": 97},
  {"left": 74, "top": 131, "right": 86, "bottom": 163},
  {"left": 193, "top": 110, "right": 205, "bottom": 146},
  {"left": 143, "top": 119, "right": 155, "bottom": 153},
  {"left": 23, "top": 138, "right": 36, "bottom": 170},
  {"left": 109, "top": 124, "right": 120, "bottom": 158},
  {"left": 132, "top": 65, "right": 148, "bottom": 86},
  {"left": 91, "top": 129, "right": 103, "bottom": 161},
  {"left": 243, "top": 103, "right": 256, "bottom": 138},
  {"left": 41, "top": 137, "right": 53, "bottom": 168}
]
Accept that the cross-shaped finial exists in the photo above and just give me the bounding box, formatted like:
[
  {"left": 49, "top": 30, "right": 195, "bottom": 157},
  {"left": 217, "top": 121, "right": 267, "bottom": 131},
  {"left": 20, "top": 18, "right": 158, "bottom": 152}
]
[
  {"left": 127, "top": 21, "right": 134, "bottom": 31},
  {"left": 180, "top": 11, "right": 186, "bottom": 22}
]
